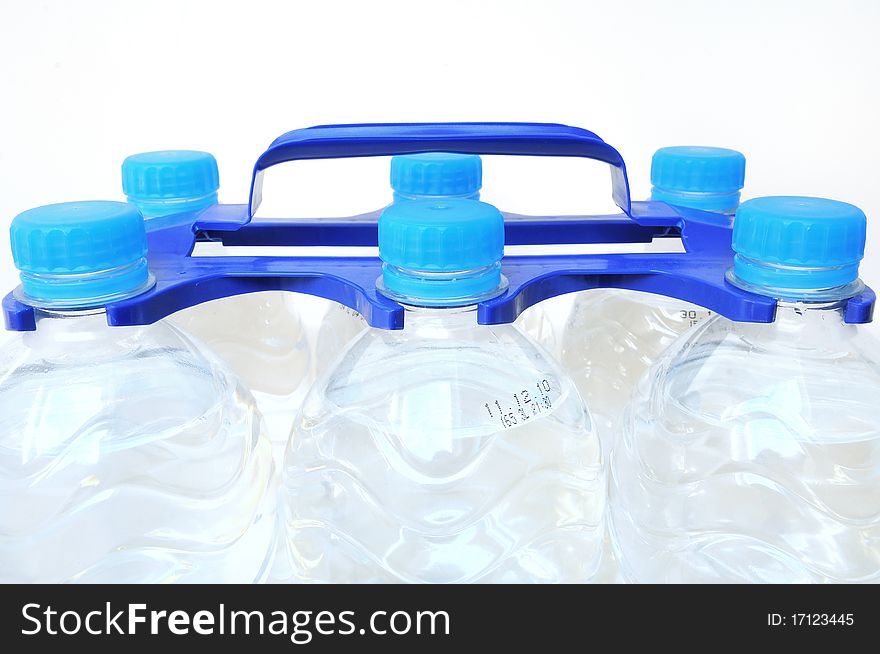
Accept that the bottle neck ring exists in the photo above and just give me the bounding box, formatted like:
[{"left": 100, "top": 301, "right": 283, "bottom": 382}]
[
  {"left": 651, "top": 186, "right": 740, "bottom": 214},
  {"left": 727, "top": 256, "right": 863, "bottom": 302},
  {"left": 15, "top": 259, "right": 155, "bottom": 310},
  {"left": 128, "top": 192, "right": 218, "bottom": 219},
  {"left": 377, "top": 262, "right": 507, "bottom": 308},
  {"left": 392, "top": 190, "right": 480, "bottom": 202}
]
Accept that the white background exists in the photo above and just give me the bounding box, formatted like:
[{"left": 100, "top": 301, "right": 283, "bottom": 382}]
[{"left": 1, "top": 0, "right": 878, "bottom": 308}]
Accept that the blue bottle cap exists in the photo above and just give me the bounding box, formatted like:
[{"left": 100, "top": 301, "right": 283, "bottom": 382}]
[
  {"left": 122, "top": 150, "right": 219, "bottom": 218},
  {"left": 378, "top": 198, "right": 506, "bottom": 306},
  {"left": 731, "top": 196, "right": 866, "bottom": 293},
  {"left": 10, "top": 201, "right": 153, "bottom": 308},
  {"left": 390, "top": 153, "right": 482, "bottom": 200},
  {"left": 651, "top": 146, "right": 746, "bottom": 213}
]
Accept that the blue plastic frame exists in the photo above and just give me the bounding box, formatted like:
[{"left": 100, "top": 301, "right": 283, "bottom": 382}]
[{"left": 3, "top": 122, "right": 875, "bottom": 331}]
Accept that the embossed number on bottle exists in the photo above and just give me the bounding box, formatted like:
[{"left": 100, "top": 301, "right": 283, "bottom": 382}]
[
  {"left": 485, "top": 379, "right": 554, "bottom": 429},
  {"left": 679, "top": 309, "right": 712, "bottom": 327}
]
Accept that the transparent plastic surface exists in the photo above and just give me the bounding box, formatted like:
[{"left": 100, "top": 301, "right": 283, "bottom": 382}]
[
  {"left": 610, "top": 303, "right": 880, "bottom": 583},
  {"left": 557, "top": 289, "right": 711, "bottom": 453},
  {"left": 527, "top": 233, "right": 718, "bottom": 455},
  {"left": 0, "top": 310, "right": 276, "bottom": 583},
  {"left": 515, "top": 294, "right": 575, "bottom": 359},
  {"left": 274, "top": 306, "right": 605, "bottom": 583},
  {"left": 170, "top": 292, "right": 366, "bottom": 459}
]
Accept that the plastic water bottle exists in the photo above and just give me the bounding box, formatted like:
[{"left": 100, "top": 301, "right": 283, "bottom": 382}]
[
  {"left": 274, "top": 199, "right": 605, "bottom": 583},
  {"left": 314, "top": 153, "right": 483, "bottom": 399},
  {"left": 611, "top": 196, "right": 880, "bottom": 583},
  {"left": 390, "top": 151, "right": 573, "bottom": 370},
  {"left": 276, "top": 152, "right": 483, "bottom": 422},
  {"left": 0, "top": 201, "right": 275, "bottom": 583},
  {"left": 316, "top": 151, "right": 483, "bottom": 370},
  {"left": 552, "top": 146, "right": 746, "bottom": 453},
  {"left": 122, "top": 151, "right": 365, "bottom": 457}
]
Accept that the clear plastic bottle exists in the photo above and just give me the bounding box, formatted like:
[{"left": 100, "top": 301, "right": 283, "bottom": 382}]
[
  {"left": 551, "top": 147, "right": 747, "bottom": 453},
  {"left": 314, "top": 151, "right": 486, "bottom": 389},
  {"left": 0, "top": 201, "right": 275, "bottom": 583},
  {"left": 122, "top": 151, "right": 365, "bottom": 457},
  {"left": 274, "top": 198, "right": 605, "bottom": 583},
  {"left": 515, "top": 147, "right": 746, "bottom": 583},
  {"left": 611, "top": 196, "right": 880, "bottom": 583}
]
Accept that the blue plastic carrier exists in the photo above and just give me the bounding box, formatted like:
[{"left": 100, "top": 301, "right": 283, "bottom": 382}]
[{"left": 3, "top": 122, "right": 875, "bottom": 331}]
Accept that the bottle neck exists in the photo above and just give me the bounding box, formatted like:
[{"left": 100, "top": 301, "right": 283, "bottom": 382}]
[
  {"left": 726, "top": 270, "right": 862, "bottom": 347},
  {"left": 726, "top": 260, "right": 864, "bottom": 303},
  {"left": 392, "top": 190, "right": 480, "bottom": 202},
  {"left": 395, "top": 304, "right": 484, "bottom": 336},
  {"left": 15, "top": 260, "right": 155, "bottom": 310},
  {"left": 774, "top": 298, "right": 850, "bottom": 316},
  {"left": 377, "top": 262, "right": 507, "bottom": 308},
  {"left": 22, "top": 307, "right": 114, "bottom": 349},
  {"left": 651, "top": 186, "right": 740, "bottom": 214},
  {"left": 128, "top": 193, "right": 218, "bottom": 219},
  {"left": 732, "top": 298, "right": 860, "bottom": 357},
  {"left": 30, "top": 306, "right": 109, "bottom": 330}
]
